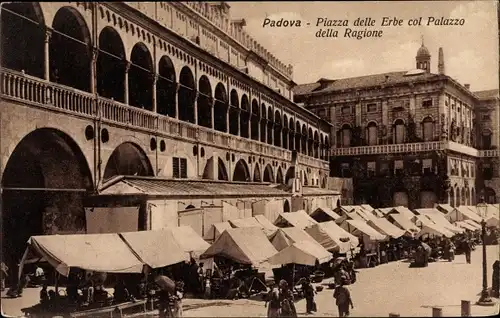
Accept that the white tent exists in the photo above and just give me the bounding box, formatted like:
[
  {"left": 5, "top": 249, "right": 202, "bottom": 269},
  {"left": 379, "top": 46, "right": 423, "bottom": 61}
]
[
  {"left": 269, "top": 227, "right": 326, "bottom": 252},
  {"left": 414, "top": 216, "right": 454, "bottom": 238},
  {"left": 169, "top": 226, "right": 211, "bottom": 258},
  {"left": 268, "top": 240, "right": 332, "bottom": 266},
  {"left": 203, "top": 221, "right": 233, "bottom": 241},
  {"left": 447, "top": 206, "right": 482, "bottom": 223},
  {"left": 416, "top": 209, "right": 464, "bottom": 234},
  {"left": 274, "top": 210, "right": 318, "bottom": 229},
  {"left": 341, "top": 219, "right": 387, "bottom": 241},
  {"left": 454, "top": 221, "right": 477, "bottom": 232},
  {"left": 304, "top": 221, "right": 359, "bottom": 254},
  {"left": 367, "top": 218, "right": 405, "bottom": 239},
  {"left": 387, "top": 213, "right": 420, "bottom": 235},
  {"left": 310, "top": 207, "right": 341, "bottom": 222},
  {"left": 463, "top": 219, "right": 482, "bottom": 230}
]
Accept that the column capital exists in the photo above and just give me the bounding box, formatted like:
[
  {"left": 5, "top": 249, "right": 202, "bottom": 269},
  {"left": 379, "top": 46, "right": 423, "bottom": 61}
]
[
  {"left": 150, "top": 72, "right": 158, "bottom": 84},
  {"left": 194, "top": 91, "right": 199, "bottom": 99},
  {"left": 125, "top": 61, "right": 132, "bottom": 73},
  {"left": 176, "top": 82, "right": 181, "bottom": 92},
  {"left": 92, "top": 47, "right": 99, "bottom": 61},
  {"left": 45, "top": 28, "right": 52, "bottom": 42},
  {"left": 209, "top": 97, "right": 215, "bottom": 106}
]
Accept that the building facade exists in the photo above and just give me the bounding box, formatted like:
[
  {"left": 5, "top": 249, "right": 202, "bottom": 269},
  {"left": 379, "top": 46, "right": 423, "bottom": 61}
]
[
  {"left": 0, "top": 2, "right": 334, "bottom": 266},
  {"left": 294, "top": 43, "right": 499, "bottom": 210}
]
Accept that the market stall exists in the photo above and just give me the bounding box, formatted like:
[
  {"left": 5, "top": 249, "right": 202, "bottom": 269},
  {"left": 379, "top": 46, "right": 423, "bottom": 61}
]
[
  {"left": 169, "top": 226, "right": 210, "bottom": 258},
  {"left": 309, "top": 207, "right": 341, "bottom": 223},
  {"left": 203, "top": 221, "right": 233, "bottom": 242},
  {"left": 454, "top": 221, "right": 478, "bottom": 232},
  {"left": 274, "top": 210, "right": 318, "bottom": 229},
  {"left": 416, "top": 209, "right": 465, "bottom": 234},
  {"left": 414, "top": 216, "right": 454, "bottom": 238},
  {"left": 304, "top": 221, "right": 359, "bottom": 254},
  {"left": 386, "top": 213, "right": 420, "bottom": 236},
  {"left": 269, "top": 227, "right": 330, "bottom": 252},
  {"left": 447, "top": 206, "right": 482, "bottom": 223},
  {"left": 367, "top": 218, "right": 405, "bottom": 239}
]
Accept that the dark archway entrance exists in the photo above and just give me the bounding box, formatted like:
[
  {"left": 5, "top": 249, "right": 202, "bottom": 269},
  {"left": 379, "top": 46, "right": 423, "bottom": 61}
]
[
  {"left": 253, "top": 164, "right": 262, "bottom": 182},
  {"left": 283, "top": 200, "right": 291, "bottom": 213},
  {"left": 103, "top": 142, "right": 154, "bottom": 180},
  {"left": 233, "top": 159, "right": 250, "bottom": 182},
  {"left": 263, "top": 164, "right": 274, "bottom": 183},
  {"left": 50, "top": 7, "right": 91, "bottom": 91},
  {"left": 1, "top": 3, "right": 44, "bottom": 78},
  {"left": 129, "top": 43, "right": 153, "bottom": 110},
  {"left": 214, "top": 83, "right": 228, "bottom": 133},
  {"left": 202, "top": 157, "right": 229, "bottom": 181},
  {"left": 178, "top": 67, "right": 196, "bottom": 123},
  {"left": 276, "top": 167, "right": 284, "bottom": 184},
  {"left": 285, "top": 167, "right": 295, "bottom": 185},
  {"left": 267, "top": 108, "right": 273, "bottom": 145},
  {"left": 97, "top": 27, "right": 126, "bottom": 102},
  {"left": 1, "top": 128, "right": 93, "bottom": 273},
  {"left": 157, "top": 56, "right": 176, "bottom": 117}
]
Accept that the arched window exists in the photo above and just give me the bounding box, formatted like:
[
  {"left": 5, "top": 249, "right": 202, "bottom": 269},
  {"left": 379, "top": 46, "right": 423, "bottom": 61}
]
[
  {"left": 394, "top": 119, "right": 405, "bottom": 144},
  {"left": 422, "top": 117, "right": 434, "bottom": 142},
  {"left": 366, "top": 122, "right": 378, "bottom": 146},
  {"left": 342, "top": 124, "right": 351, "bottom": 147},
  {"left": 482, "top": 130, "right": 492, "bottom": 149}
]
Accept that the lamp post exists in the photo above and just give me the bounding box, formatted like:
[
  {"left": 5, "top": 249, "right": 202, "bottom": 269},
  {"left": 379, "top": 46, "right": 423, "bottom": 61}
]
[{"left": 476, "top": 196, "right": 494, "bottom": 306}]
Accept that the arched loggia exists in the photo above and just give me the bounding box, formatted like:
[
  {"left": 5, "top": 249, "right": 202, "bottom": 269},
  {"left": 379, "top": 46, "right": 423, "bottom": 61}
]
[
  {"left": 314, "top": 131, "right": 319, "bottom": 158},
  {"left": 240, "top": 95, "right": 250, "bottom": 138},
  {"left": 285, "top": 167, "right": 295, "bottom": 185},
  {"left": 295, "top": 122, "right": 301, "bottom": 153},
  {"left": 214, "top": 83, "right": 228, "bottom": 132},
  {"left": 97, "top": 27, "right": 126, "bottom": 102},
  {"left": 202, "top": 157, "right": 228, "bottom": 181},
  {"left": 50, "top": 7, "right": 91, "bottom": 92},
  {"left": 308, "top": 128, "right": 314, "bottom": 156},
  {"left": 197, "top": 76, "right": 212, "bottom": 128},
  {"left": 1, "top": 128, "right": 93, "bottom": 274},
  {"left": 253, "top": 163, "right": 262, "bottom": 182},
  {"left": 276, "top": 167, "right": 284, "bottom": 184},
  {"left": 233, "top": 159, "right": 250, "bottom": 182},
  {"left": 301, "top": 125, "right": 308, "bottom": 155},
  {"left": 282, "top": 114, "right": 289, "bottom": 150},
  {"left": 157, "top": 56, "right": 176, "bottom": 117},
  {"left": 103, "top": 142, "right": 154, "bottom": 180},
  {"left": 129, "top": 43, "right": 153, "bottom": 110},
  {"left": 229, "top": 90, "right": 239, "bottom": 135},
  {"left": 1, "top": 2, "right": 44, "bottom": 78},
  {"left": 274, "top": 110, "right": 282, "bottom": 147},
  {"left": 260, "top": 104, "right": 267, "bottom": 143},
  {"left": 251, "top": 99, "right": 260, "bottom": 141},
  {"left": 263, "top": 164, "right": 274, "bottom": 183},
  {"left": 178, "top": 66, "right": 196, "bottom": 123},
  {"left": 288, "top": 119, "right": 294, "bottom": 151},
  {"left": 267, "top": 108, "right": 274, "bottom": 145},
  {"left": 324, "top": 136, "right": 330, "bottom": 160}
]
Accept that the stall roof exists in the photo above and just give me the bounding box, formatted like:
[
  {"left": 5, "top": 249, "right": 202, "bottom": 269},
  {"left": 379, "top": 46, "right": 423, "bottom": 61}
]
[
  {"left": 387, "top": 214, "right": 420, "bottom": 233},
  {"left": 310, "top": 207, "right": 341, "bottom": 221},
  {"left": 417, "top": 223, "right": 454, "bottom": 238},
  {"left": 415, "top": 208, "right": 442, "bottom": 217},
  {"left": 454, "top": 206, "right": 482, "bottom": 223},
  {"left": 268, "top": 240, "right": 333, "bottom": 266},
  {"left": 378, "top": 207, "right": 395, "bottom": 215},
  {"left": 343, "top": 219, "right": 387, "bottom": 241},
  {"left": 99, "top": 176, "right": 290, "bottom": 198},
  {"left": 120, "top": 230, "right": 189, "bottom": 269},
  {"left": 274, "top": 211, "right": 318, "bottom": 229},
  {"left": 418, "top": 211, "right": 465, "bottom": 234},
  {"left": 367, "top": 218, "right": 405, "bottom": 239},
  {"left": 304, "top": 222, "right": 358, "bottom": 253},
  {"left": 302, "top": 187, "right": 341, "bottom": 196},
  {"left": 200, "top": 227, "right": 278, "bottom": 266},
  {"left": 455, "top": 221, "right": 477, "bottom": 231},
  {"left": 353, "top": 207, "right": 378, "bottom": 222},
  {"left": 169, "top": 226, "right": 210, "bottom": 257},
  {"left": 436, "top": 204, "right": 454, "bottom": 214},
  {"left": 360, "top": 204, "right": 375, "bottom": 212},
  {"left": 28, "top": 234, "right": 144, "bottom": 277},
  {"left": 203, "top": 222, "right": 233, "bottom": 241},
  {"left": 463, "top": 219, "right": 481, "bottom": 230},
  {"left": 393, "top": 206, "right": 416, "bottom": 218},
  {"left": 254, "top": 215, "right": 279, "bottom": 232},
  {"left": 269, "top": 227, "right": 326, "bottom": 251},
  {"left": 229, "top": 217, "right": 263, "bottom": 229}
]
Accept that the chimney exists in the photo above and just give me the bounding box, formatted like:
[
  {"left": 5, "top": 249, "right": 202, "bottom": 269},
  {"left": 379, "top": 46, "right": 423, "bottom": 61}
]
[
  {"left": 438, "top": 47, "right": 445, "bottom": 75},
  {"left": 464, "top": 84, "right": 470, "bottom": 90}
]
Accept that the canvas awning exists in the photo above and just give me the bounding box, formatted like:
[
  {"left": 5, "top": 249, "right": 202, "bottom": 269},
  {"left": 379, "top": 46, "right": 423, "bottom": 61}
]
[
  {"left": 454, "top": 221, "right": 477, "bottom": 231},
  {"left": 367, "top": 218, "right": 405, "bottom": 239},
  {"left": 310, "top": 207, "right": 341, "bottom": 222},
  {"left": 269, "top": 227, "right": 327, "bottom": 252},
  {"left": 304, "top": 221, "right": 359, "bottom": 254},
  {"left": 120, "top": 230, "right": 189, "bottom": 269},
  {"left": 342, "top": 219, "right": 387, "bottom": 241},
  {"left": 415, "top": 216, "right": 455, "bottom": 238},
  {"left": 274, "top": 211, "right": 318, "bottom": 229},
  {"left": 353, "top": 207, "right": 377, "bottom": 222},
  {"left": 450, "top": 206, "right": 482, "bottom": 223},
  {"left": 229, "top": 217, "right": 263, "bottom": 229},
  {"left": 393, "top": 206, "right": 416, "bottom": 218},
  {"left": 360, "top": 204, "right": 375, "bottom": 212},
  {"left": 484, "top": 215, "right": 500, "bottom": 227},
  {"left": 26, "top": 234, "right": 144, "bottom": 277},
  {"left": 169, "top": 226, "right": 210, "bottom": 257},
  {"left": 463, "top": 219, "right": 482, "bottom": 230},
  {"left": 436, "top": 204, "right": 454, "bottom": 214},
  {"left": 268, "top": 240, "right": 333, "bottom": 266},
  {"left": 200, "top": 228, "right": 278, "bottom": 266},
  {"left": 203, "top": 222, "right": 233, "bottom": 241},
  {"left": 378, "top": 207, "right": 395, "bottom": 215},
  {"left": 417, "top": 210, "right": 464, "bottom": 234},
  {"left": 388, "top": 214, "right": 420, "bottom": 234},
  {"left": 254, "top": 215, "right": 279, "bottom": 232}
]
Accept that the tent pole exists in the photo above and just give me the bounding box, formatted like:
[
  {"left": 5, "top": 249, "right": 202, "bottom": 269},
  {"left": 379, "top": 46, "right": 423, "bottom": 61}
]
[
  {"left": 55, "top": 272, "right": 59, "bottom": 302},
  {"left": 17, "top": 247, "right": 29, "bottom": 282},
  {"left": 292, "top": 263, "right": 295, "bottom": 290}
]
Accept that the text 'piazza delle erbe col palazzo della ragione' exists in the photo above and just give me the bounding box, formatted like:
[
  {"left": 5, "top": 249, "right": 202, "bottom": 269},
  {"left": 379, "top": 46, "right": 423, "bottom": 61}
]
[{"left": 0, "top": 2, "right": 339, "bottom": 264}]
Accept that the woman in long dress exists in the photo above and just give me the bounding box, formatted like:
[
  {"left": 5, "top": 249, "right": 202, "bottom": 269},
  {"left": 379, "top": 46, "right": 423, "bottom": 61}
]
[
  {"left": 279, "top": 280, "right": 297, "bottom": 318},
  {"left": 265, "top": 280, "right": 281, "bottom": 317}
]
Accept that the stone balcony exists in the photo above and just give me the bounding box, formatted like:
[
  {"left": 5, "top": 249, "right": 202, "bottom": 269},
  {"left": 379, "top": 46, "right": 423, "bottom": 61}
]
[
  {"left": 331, "top": 141, "right": 497, "bottom": 158},
  {"left": 0, "top": 68, "right": 347, "bottom": 168}
]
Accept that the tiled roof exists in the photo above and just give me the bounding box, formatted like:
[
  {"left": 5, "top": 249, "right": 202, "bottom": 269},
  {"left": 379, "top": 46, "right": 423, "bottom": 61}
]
[
  {"left": 302, "top": 186, "right": 340, "bottom": 196},
  {"left": 474, "top": 89, "right": 499, "bottom": 100},
  {"left": 293, "top": 71, "right": 441, "bottom": 95},
  {"left": 99, "top": 176, "right": 290, "bottom": 197}
]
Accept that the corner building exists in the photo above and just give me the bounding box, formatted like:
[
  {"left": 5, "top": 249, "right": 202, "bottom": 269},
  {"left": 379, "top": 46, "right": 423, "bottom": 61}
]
[
  {"left": 294, "top": 43, "right": 499, "bottom": 210},
  {"left": 0, "top": 2, "right": 334, "bottom": 266}
]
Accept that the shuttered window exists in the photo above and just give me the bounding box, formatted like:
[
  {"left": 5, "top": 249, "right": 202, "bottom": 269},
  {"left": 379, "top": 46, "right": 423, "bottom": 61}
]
[
  {"left": 172, "top": 157, "right": 187, "bottom": 178},
  {"left": 173, "top": 157, "right": 180, "bottom": 178}
]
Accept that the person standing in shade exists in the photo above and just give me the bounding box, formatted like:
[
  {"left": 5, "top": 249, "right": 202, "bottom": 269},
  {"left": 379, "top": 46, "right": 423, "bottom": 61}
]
[
  {"left": 333, "top": 277, "right": 354, "bottom": 317},
  {"left": 302, "top": 277, "right": 316, "bottom": 314},
  {"left": 462, "top": 238, "right": 472, "bottom": 264},
  {"left": 279, "top": 279, "right": 297, "bottom": 317},
  {"left": 492, "top": 260, "right": 500, "bottom": 298},
  {"left": 265, "top": 280, "right": 281, "bottom": 318}
]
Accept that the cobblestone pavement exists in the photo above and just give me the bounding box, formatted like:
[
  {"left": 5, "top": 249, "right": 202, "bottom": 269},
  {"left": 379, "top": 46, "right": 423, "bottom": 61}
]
[{"left": 2, "top": 246, "right": 499, "bottom": 317}]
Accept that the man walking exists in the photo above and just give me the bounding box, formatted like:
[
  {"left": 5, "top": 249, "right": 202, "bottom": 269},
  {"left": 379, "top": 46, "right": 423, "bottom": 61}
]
[
  {"left": 463, "top": 239, "right": 472, "bottom": 264},
  {"left": 333, "top": 277, "right": 354, "bottom": 317}
]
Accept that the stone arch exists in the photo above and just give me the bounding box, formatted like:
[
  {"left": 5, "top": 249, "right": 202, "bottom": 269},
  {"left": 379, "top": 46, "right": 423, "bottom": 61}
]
[
  {"left": 253, "top": 163, "right": 262, "bottom": 182},
  {"left": 214, "top": 83, "right": 228, "bottom": 132},
  {"left": 157, "top": 55, "right": 176, "bottom": 117},
  {"left": 103, "top": 142, "right": 154, "bottom": 180},
  {"left": 283, "top": 199, "right": 291, "bottom": 212},
  {"left": 285, "top": 167, "right": 295, "bottom": 185},
  {"left": 274, "top": 110, "right": 282, "bottom": 147},
  {"left": 366, "top": 121, "right": 378, "bottom": 146},
  {"left": 393, "top": 118, "right": 406, "bottom": 144},
  {"left": 313, "top": 131, "right": 319, "bottom": 158},
  {"left": 1, "top": 2, "right": 45, "bottom": 78},
  {"left": 233, "top": 159, "right": 250, "bottom": 182},
  {"left": 295, "top": 121, "right": 301, "bottom": 152},
  {"left": 422, "top": 116, "right": 434, "bottom": 142},
  {"left": 482, "top": 129, "right": 492, "bottom": 149},
  {"left": 288, "top": 117, "right": 295, "bottom": 151},
  {"left": 456, "top": 186, "right": 461, "bottom": 207},
  {"left": 1, "top": 128, "right": 93, "bottom": 269},
  {"left": 302, "top": 170, "right": 309, "bottom": 186},
  {"left": 129, "top": 42, "right": 154, "bottom": 110},
  {"left": 324, "top": 135, "right": 330, "bottom": 160},
  {"left": 202, "top": 157, "right": 228, "bottom": 181},
  {"left": 465, "top": 187, "right": 471, "bottom": 206},
  {"left": 178, "top": 66, "right": 196, "bottom": 123},
  {"left": 263, "top": 164, "right": 275, "bottom": 183},
  {"left": 308, "top": 128, "right": 314, "bottom": 155},
  {"left": 50, "top": 6, "right": 91, "bottom": 92},
  {"left": 260, "top": 104, "right": 267, "bottom": 143},
  {"left": 301, "top": 125, "right": 308, "bottom": 155},
  {"left": 229, "top": 89, "right": 239, "bottom": 135},
  {"left": 197, "top": 75, "right": 212, "bottom": 128},
  {"left": 267, "top": 107, "right": 274, "bottom": 145},
  {"left": 393, "top": 190, "right": 409, "bottom": 207},
  {"left": 276, "top": 167, "right": 284, "bottom": 184},
  {"left": 240, "top": 95, "right": 250, "bottom": 138},
  {"left": 97, "top": 26, "right": 126, "bottom": 102},
  {"left": 251, "top": 99, "right": 260, "bottom": 141},
  {"left": 282, "top": 114, "right": 289, "bottom": 150}
]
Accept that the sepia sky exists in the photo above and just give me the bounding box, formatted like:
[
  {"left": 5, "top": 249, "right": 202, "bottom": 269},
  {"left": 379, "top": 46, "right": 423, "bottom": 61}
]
[{"left": 227, "top": 1, "right": 499, "bottom": 91}]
